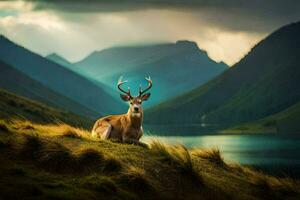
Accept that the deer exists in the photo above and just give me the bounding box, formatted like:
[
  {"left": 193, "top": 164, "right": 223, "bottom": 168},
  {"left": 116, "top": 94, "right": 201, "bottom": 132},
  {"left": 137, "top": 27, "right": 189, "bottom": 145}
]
[{"left": 91, "top": 76, "right": 152, "bottom": 144}]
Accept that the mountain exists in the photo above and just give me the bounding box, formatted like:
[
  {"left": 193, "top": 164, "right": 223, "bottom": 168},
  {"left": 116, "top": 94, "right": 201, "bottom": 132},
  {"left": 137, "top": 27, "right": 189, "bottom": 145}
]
[
  {"left": 221, "top": 100, "right": 300, "bottom": 134},
  {"left": 46, "top": 53, "right": 73, "bottom": 70},
  {"left": 74, "top": 41, "right": 228, "bottom": 106},
  {"left": 0, "top": 60, "right": 97, "bottom": 118},
  {"left": 146, "top": 21, "right": 300, "bottom": 127},
  {"left": 0, "top": 35, "right": 126, "bottom": 116},
  {"left": 0, "top": 88, "right": 92, "bottom": 128}
]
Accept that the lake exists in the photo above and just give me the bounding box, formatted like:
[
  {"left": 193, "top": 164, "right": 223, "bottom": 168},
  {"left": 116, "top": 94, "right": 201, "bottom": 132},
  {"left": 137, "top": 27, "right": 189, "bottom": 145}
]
[{"left": 142, "top": 134, "right": 300, "bottom": 178}]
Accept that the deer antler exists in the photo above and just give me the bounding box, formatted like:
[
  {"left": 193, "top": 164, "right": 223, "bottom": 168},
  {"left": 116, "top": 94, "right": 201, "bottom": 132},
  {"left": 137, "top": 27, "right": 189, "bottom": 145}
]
[
  {"left": 139, "top": 76, "right": 153, "bottom": 96},
  {"left": 117, "top": 76, "right": 131, "bottom": 97}
]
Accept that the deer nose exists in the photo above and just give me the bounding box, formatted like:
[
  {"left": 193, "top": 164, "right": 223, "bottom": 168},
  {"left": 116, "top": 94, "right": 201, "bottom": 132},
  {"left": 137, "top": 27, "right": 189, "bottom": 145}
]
[{"left": 134, "top": 107, "right": 139, "bottom": 112}]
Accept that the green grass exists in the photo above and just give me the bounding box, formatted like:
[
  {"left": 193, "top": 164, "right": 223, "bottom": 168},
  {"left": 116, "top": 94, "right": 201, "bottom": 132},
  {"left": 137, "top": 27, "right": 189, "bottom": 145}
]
[
  {"left": 0, "top": 119, "right": 299, "bottom": 200},
  {"left": 0, "top": 89, "right": 93, "bottom": 129}
]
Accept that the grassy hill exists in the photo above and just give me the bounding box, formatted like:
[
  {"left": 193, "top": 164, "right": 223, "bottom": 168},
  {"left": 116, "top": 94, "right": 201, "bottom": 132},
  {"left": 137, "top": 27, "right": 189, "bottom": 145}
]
[
  {"left": 0, "top": 60, "right": 98, "bottom": 118},
  {"left": 146, "top": 21, "right": 300, "bottom": 127},
  {"left": 73, "top": 40, "right": 228, "bottom": 106},
  {"left": 1, "top": 119, "right": 299, "bottom": 200},
  {"left": 220, "top": 100, "right": 300, "bottom": 134},
  {"left": 0, "top": 89, "right": 93, "bottom": 128}
]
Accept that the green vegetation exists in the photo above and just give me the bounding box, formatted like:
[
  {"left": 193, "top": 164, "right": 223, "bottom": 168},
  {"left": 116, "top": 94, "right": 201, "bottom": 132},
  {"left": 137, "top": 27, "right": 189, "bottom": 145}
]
[
  {"left": 0, "top": 119, "right": 299, "bottom": 199},
  {"left": 146, "top": 21, "right": 300, "bottom": 129},
  {"left": 220, "top": 100, "right": 300, "bottom": 134},
  {"left": 0, "top": 89, "right": 93, "bottom": 129}
]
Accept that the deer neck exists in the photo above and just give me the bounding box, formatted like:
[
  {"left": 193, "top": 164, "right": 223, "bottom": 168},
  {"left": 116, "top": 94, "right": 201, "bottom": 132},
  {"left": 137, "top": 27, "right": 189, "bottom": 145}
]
[{"left": 127, "top": 109, "right": 143, "bottom": 129}]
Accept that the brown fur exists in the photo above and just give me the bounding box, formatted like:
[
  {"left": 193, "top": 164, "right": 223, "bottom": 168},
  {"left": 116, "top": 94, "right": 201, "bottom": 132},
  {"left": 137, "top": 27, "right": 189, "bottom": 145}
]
[
  {"left": 92, "top": 76, "right": 152, "bottom": 143},
  {"left": 91, "top": 97, "right": 147, "bottom": 144}
]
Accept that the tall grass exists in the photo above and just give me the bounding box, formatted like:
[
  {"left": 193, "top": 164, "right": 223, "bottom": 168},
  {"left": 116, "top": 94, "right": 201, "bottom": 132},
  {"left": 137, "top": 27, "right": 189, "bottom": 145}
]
[
  {"left": 0, "top": 120, "right": 9, "bottom": 133},
  {"left": 119, "top": 166, "right": 154, "bottom": 192},
  {"left": 1, "top": 119, "right": 300, "bottom": 200},
  {"left": 192, "top": 148, "right": 225, "bottom": 167},
  {"left": 19, "top": 135, "right": 121, "bottom": 173},
  {"left": 150, "top": 140, "right": 202, "bottom": 182}
]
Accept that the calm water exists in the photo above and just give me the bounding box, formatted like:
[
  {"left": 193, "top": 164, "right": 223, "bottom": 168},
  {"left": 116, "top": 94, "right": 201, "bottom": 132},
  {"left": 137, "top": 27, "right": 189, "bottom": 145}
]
[{"left": 141, "top": 134, "right": 300, "bottom": 177}]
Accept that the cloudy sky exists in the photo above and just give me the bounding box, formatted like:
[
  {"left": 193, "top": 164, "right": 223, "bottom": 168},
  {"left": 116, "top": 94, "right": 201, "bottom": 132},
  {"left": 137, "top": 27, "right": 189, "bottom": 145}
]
[{"left": 0, "top": 0, "right": 299, "bottom": 65}]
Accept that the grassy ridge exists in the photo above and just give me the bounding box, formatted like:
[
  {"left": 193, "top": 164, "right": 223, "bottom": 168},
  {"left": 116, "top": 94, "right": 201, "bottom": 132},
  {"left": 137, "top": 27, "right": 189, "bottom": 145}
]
[
  {"left": 0, "top": 89, "right": 93, "bottom": 129},
  {"left": 0, "top": 119, "right": 299, "bottom": 200}
]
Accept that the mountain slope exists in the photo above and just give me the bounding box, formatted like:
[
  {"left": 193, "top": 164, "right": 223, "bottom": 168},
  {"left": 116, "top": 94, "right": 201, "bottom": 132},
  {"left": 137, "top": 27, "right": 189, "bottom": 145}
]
[
  {"left": 74, "top": 41, "right": 228, "bottom": 106},
  {"left": 221, "top": 100, "right": 300, "bottom": 134},
  {"left": 146, "top": 21, "right": 300, "bottom": 126},
  {"left": 0, "top": 60, "right": 98, "bottom": 118},
  {"left": 0, "top": 36, "right": 126, "bottom": 116},
  {"left": 0, "top": 89, "right": 92, "bottom": 128},
  {"left": 46, "top": 53, "right": 73, "bottom": 70}
]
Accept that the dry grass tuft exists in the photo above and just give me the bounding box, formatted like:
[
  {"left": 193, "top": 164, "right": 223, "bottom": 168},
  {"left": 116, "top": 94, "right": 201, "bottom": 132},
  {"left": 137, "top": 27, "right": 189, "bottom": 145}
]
[
  {"left": 193, "top": 148, "right": 225, "bottom": 167},
  {"left": 150, "top": 140, "right": 172, "bottom": 159},
  {"left": 0, "top": 121, "right": 9, "bottom": 133},
  {"left": 22, "top": 125, "right": 35, "bottom": 130},
  {"left": 119, "top": 166, "right": 153, "bottom": 191},
  {"left": 21, "top": 135, "right": 76, "bottom": 173},
  {"left": 76, "top": 148, "right": 122, "bottom": 173},
  {"left": 82, "top": 175, "right": 118, "bottom": 194},
  {"left": 251, "top": 174, "right": 272, "bottom": 191},
  {"left": 150, "top": 140, "right": 202, "bottom": 182},
  {"left": 36, "top": 141, "right": 76, "bottom": 172},
  {"left": 272, "top": 178, "right": 300, "bottom": 195},
  {"left": 61, "top": 130, "right": 81, "bottom": 139},
  {"left": 49, "top": 124, "right": 90, "bottom": 139},
  {"left": 77, "top": 148, "right": 105, "bottom": 172},
  {"left": 21, "top": 135, "right": 43, "bottom": 158}
]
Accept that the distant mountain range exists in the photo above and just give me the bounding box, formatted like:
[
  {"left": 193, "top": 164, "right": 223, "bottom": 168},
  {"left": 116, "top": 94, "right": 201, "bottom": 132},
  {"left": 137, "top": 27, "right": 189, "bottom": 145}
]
[
  {"left": 0, "top": 60, "right": 97, "bottom": 118},
  {"left": 0, "top": 35, "right": 126, "bottom": 117},
  {"left": 146, "top": 22, "right": 300, "bottom": 129},
  {"left": 67, "top": 40, "right": 228, "bottom": 106}
]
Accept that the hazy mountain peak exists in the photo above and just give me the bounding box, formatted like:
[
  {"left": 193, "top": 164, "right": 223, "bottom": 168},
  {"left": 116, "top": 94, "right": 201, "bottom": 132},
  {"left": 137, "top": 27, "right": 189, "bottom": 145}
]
[
  {"left": 47, "top": 53, "right": 63, "bottom": 59},
  {"left": 147, "top": 21, "right": 300, "bottom": 126},
  {"left": 46, "top": 53, "right": 70, "bottom": 62},
  {"left": 175, "top": 40, "right": 199, "bottom": 50},
  {"left": 46, "top": 53, "right": 73, "bottom": 69}
]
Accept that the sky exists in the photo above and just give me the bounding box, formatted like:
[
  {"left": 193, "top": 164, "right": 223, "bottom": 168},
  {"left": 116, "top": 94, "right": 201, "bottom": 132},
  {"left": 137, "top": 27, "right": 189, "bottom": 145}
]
[{"left": 0, "top": 0, "right": 299, "bottom": 65}]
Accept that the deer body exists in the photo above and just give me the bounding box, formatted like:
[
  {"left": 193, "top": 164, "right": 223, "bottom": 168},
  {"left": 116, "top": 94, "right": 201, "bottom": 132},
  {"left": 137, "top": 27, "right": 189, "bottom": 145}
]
[
  {"left": 91, "top": 76, "right": 152, "bottom": 144},
  {"left": 92, "top": 110, "right": 143, "bottom": 143}
]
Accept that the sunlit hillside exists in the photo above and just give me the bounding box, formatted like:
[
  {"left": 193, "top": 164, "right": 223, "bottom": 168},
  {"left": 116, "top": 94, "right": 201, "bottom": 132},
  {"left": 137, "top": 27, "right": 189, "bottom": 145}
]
[
  {"left": 1, "top": 119, "right": 299, "bottom": 200},
  {"left": 0, "top": 89, "right": 93, "bottom": 129}
]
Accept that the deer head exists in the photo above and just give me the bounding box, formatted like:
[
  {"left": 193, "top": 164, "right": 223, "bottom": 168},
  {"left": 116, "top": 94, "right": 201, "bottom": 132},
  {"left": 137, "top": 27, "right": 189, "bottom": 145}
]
[{"left": 117, "top": 76, "right": 152, "bottom": 116}]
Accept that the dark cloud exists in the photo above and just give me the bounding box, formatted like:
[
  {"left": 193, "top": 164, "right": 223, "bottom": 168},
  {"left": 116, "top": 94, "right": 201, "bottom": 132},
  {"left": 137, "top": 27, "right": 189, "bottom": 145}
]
[
  {"left": 24, "top": 0, "right": 300, "bottom": 33},
  {"left": 1, "top": 0, "right": 299, "bottom": 65}
]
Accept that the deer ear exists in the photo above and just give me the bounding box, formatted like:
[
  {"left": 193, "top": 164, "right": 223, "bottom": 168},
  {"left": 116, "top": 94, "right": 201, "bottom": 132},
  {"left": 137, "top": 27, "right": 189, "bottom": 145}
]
[
  {"left": 141, "top": 93, "right": 151, "bottom": 101},
  {"left": 120, "top": 94, "right": 131, "bottom": 101}
]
